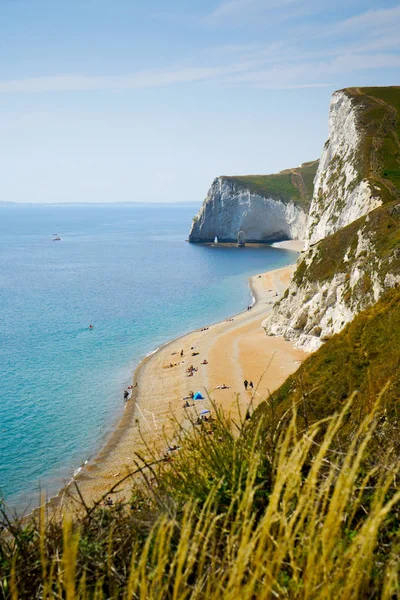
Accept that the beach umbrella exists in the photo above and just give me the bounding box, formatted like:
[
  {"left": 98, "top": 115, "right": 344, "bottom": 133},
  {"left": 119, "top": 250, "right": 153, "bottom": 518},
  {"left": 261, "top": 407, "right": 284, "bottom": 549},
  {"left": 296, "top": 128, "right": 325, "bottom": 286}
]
[
  {"left": 200, "top": 409, "right": 210, "bottom": 415},
  {"left": 193, "top": 392, "right": 204, "bottom": 400}
]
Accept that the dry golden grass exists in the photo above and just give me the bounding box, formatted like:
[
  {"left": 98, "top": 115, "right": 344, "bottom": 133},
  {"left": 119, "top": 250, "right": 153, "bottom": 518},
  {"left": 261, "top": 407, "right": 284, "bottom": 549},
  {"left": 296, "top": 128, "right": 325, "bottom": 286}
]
[{"left": 2, "top": 387, "right": 399, "bottom": 599}]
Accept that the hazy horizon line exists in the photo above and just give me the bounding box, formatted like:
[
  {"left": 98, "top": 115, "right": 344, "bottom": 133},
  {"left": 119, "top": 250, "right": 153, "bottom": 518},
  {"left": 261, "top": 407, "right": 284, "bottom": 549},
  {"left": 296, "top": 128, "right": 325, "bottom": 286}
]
[{"left": 0, "top": 200, "right": 202, "bottom": 207}]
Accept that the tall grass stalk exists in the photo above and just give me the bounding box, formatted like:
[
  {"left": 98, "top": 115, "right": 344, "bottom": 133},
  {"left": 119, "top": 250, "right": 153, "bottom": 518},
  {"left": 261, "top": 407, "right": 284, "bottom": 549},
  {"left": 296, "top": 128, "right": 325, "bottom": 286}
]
[{"left": 1, "top": 393, "right": 399, "bottom": 599}]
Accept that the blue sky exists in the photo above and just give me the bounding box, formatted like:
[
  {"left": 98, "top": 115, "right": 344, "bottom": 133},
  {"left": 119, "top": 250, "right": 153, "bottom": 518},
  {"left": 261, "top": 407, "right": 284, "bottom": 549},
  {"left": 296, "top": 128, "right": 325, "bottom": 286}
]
[{"left": 0, "top": 0, "right": 399, "bottom": 203}]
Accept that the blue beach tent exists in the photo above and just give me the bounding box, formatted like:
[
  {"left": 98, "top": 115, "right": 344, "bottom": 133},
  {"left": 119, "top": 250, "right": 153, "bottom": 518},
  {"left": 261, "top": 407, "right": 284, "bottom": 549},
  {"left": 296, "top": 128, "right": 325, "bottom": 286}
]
[{"left": 193, "top": 392, "right": 204, "bottom": 400}]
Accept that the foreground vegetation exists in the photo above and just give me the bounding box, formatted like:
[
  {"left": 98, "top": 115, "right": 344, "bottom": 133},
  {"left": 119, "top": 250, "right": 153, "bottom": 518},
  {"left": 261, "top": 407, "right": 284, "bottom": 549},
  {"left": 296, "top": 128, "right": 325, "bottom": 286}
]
[{"left": 1, "top": 290, "right": 399, "bottom": 599}]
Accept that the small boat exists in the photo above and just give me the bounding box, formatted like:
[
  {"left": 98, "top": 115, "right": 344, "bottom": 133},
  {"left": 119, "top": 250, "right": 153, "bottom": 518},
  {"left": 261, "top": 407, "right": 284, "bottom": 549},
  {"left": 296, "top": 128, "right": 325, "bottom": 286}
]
[{"left": 52, "top": 234, "right": 61, "bottom": 241}]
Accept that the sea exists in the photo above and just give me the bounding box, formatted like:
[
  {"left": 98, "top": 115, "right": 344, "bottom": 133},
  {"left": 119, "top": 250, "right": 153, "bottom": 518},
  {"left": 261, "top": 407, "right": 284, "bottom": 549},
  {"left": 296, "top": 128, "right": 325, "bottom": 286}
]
[{"left": 0, "top": 203, "right": 298, "bottom": 512}]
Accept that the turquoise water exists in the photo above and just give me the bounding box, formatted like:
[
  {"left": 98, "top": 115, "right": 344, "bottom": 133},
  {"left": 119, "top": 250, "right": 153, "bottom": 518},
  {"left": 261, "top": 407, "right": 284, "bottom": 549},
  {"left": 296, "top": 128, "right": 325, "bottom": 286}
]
[{"left": 0, "top": 203, "right": 297, "bottom": 511}]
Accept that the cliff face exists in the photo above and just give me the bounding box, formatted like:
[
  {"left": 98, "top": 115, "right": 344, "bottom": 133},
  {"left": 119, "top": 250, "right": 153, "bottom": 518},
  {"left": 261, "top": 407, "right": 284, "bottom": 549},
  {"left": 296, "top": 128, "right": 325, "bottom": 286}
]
[
  {"left": 263, "top": 204, "right": 400, "bottom": 352},
  {"left": 306, "top": 91, "right": 382, "bottom": 247},
  {"left": 264, "top": 87, "right": 400, "bottom": 352},
  {"left": 189, "top": 178, "right": 308, "bottom": 243},
  {"left": 189, "top": 161, "right": 318, "bottom": 243}
]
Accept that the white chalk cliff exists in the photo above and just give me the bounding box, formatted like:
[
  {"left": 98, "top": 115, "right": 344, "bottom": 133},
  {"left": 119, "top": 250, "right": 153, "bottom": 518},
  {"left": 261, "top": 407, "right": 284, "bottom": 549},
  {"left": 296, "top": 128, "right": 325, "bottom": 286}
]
[
  {"left": 263, "top": 224, "right": 400, "bottom": 352},
  {"left": 189, "top": 173, "right": 312, "bottom": 243},
  {"left": 188, "top": 87, "right": 399, "bottom": 353},
  {"left": 263, "top": 88, "right": 400, "bottom": 352},
  {"left": 306, "top": 91, "right": 382, "bottom": 248}
]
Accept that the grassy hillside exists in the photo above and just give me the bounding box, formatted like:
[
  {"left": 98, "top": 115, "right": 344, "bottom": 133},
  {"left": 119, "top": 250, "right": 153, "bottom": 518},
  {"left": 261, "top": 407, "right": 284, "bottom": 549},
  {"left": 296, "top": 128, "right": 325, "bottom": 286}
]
[
  {"left": 223, "top": 160, "right": 319, "bottom": 210},
  {"left": 346, "top": 86, "right": 400, "bottom": 202},
  {"left": 258, "top": 288, "right": 400, "bottom": 444}
]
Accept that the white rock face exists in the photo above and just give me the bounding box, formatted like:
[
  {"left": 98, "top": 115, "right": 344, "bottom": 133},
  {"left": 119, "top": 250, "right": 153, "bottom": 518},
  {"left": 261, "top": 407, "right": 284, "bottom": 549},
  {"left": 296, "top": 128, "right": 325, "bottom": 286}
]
[
  {"left": 262, "top": 89, "right": 400, "bottom": 352},
  {"left": 263, "top": 227, "right": 400, "bottom": 352},
  {"left": 189, "top": 177, "right": 308, "bottom": 243},
  {"left": 306, "top": 91, "right": 381, "bottom": 247}
]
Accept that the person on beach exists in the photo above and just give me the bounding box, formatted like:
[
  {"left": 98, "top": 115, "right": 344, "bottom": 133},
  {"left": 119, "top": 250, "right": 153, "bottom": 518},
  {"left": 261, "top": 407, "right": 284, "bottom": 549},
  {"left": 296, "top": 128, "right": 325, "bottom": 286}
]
[
  {"left": 124, "top": 390, "right": 129, "bottom": 402},
  {"left": 244, "top": 380, "right": 248, "bottom": 390},
  {"left": 249, "top": 381, "right": 254, "bottom": 389},
  {"left": 180, "top": 349, "right": 184, "bottom": 357}
]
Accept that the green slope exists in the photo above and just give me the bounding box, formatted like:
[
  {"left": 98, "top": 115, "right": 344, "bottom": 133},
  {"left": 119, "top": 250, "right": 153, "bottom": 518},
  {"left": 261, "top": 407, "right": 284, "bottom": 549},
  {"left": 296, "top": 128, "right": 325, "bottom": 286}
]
[
  {"left": 222, "top": 159, "right": 319, "bottom": 210},
  {"left": 257, "top": 288, "right": 400, "bottom": 448},
  {"left": 294, "top": 200, "right": 400, "bottom": 292},
  {"left": 346, "top": 86, "right": 400, "bottom": 202}
]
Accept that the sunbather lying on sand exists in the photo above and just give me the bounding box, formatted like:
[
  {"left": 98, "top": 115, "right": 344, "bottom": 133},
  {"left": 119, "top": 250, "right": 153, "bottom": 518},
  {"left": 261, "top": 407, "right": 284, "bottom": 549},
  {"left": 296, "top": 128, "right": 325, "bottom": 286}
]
[{"left": 183, "top": 400, "right": 195, "bottom": 408}]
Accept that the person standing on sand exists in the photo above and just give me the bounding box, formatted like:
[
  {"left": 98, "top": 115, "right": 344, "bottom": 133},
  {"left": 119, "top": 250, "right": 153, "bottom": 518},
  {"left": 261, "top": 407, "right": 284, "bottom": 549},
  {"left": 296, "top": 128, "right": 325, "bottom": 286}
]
[
  {"left": 249, "top": 381, "right": 254, "bottom": 389},
  {"left": 244, "top": 380, "right": 248, "bottom": 390},
  {"left": 124, "top": 390, "right": 129, "bottom": 402}
]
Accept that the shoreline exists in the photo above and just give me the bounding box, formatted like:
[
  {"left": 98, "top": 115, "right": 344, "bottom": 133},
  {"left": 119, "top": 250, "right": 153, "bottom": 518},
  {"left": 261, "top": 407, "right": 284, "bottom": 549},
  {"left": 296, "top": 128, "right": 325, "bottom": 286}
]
[
  {"left": 47, "top": 240, "right": 308, "bottom": 513},
  {"left": 271, "top": 240, "right": 305, "bottom": 252}
]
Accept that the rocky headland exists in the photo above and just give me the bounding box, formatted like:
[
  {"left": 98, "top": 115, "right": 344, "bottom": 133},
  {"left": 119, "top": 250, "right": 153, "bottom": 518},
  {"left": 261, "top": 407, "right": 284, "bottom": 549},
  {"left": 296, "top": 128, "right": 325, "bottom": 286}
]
[
  {"left": 188, "top": 161, "right": 318, "bottom": 243},
  {"left": 190, "top": 86, "right": 400, "bottom": 353}
]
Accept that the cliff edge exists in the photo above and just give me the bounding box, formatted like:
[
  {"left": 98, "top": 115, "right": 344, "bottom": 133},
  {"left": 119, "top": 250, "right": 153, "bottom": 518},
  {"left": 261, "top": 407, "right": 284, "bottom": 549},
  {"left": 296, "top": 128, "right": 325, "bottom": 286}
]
[
  {"left": 264, "top": 86, "right": 400, "bottom": 351},
  {"left": 188, "top": 161, "right": 318, "bottom": 243}
]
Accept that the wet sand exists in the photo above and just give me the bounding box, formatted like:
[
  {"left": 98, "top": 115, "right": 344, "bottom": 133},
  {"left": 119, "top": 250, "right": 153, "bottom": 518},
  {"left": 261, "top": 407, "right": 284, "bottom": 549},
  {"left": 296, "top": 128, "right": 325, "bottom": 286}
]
[
  {"left": 58, "top": 242, "right": 308, "bottom": 512},
  {"left": 271, "top": 240, "right": 305, "bottom": 252}
]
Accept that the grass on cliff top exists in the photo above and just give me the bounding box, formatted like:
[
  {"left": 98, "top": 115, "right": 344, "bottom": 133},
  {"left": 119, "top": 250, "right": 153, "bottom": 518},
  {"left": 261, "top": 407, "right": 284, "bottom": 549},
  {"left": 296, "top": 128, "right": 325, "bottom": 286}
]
[
  {"left": 344, "top": 86, "right": 400, "bottom": 201},
  {"left": 222, "top": 159, "right": 319, "bottom": 209}
]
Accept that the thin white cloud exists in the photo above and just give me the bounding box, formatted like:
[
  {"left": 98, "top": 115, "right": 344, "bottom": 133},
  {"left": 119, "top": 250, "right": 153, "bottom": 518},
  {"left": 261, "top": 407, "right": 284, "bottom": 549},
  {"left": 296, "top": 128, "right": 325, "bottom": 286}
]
[
  {"left": 0, "top": 67, "right": 229, "bottom": 93},
  {"left": 210, "top": 0, "right": 259, "bottom": 18},
  {"left": 0, "top": 4, "right": 399, "bottom": 97},
  {"left": 222, "top": 52, "right": 400, "bottom": 89},
  {"left": 208, "top": 0, "right": 301, "bottom": 20},
  {"left": 334, "top": 3, "right": 400, "bottom": 32},
  {"left": 1, "top": 47, "right": 397, "bottom": 94},
  {"left": 318, "top": 3, "right": 400, "bottom": 41}
]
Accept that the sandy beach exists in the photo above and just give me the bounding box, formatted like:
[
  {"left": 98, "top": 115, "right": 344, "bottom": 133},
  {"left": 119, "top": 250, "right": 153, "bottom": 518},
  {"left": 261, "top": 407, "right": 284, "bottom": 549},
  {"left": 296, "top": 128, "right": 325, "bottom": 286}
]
[
  {"left": 271, "top": 240, "right": 305, "bottom": 252},
  {"left": 59, "top": 242, "right": 308, "bottom": 512}
]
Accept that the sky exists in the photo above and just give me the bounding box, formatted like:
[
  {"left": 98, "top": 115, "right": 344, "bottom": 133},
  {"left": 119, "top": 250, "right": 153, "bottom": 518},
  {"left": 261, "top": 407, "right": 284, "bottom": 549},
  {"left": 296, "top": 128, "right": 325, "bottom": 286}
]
[{"left": 0, "top": 0, "right": 399, "bottom": 204}]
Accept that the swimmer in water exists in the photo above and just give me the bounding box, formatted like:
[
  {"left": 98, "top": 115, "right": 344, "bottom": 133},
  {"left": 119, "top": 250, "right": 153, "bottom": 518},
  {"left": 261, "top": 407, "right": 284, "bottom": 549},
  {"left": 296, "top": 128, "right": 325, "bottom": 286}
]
[{"left": 89, "top": 324, "right": 94, "bottom": 330}]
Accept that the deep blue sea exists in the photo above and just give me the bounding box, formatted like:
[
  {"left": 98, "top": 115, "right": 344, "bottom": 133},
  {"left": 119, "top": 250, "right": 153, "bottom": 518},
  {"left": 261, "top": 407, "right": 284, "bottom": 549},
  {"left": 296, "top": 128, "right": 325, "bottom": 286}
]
[{"left": 0, "top": 203, "right": 297, "bottom": 511}]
